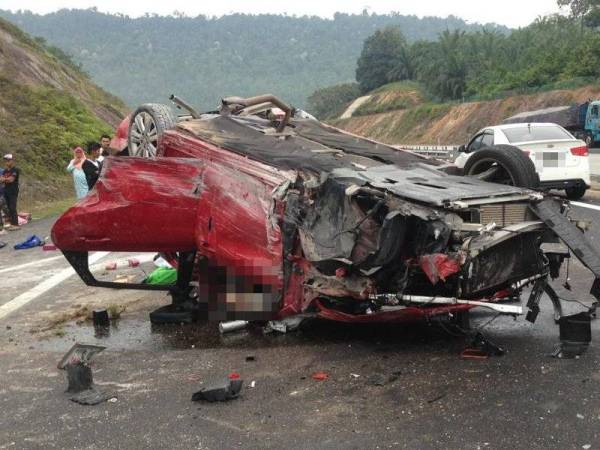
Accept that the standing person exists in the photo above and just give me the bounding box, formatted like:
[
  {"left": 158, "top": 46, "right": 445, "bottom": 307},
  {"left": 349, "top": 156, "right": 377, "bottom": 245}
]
[
  {"left": 0, "top": 174, "right": 6, "bottom": 235},
  {"left": 67, "top": 147, "right": 89, "bottom": 199},
  {"left": 100, "top": 134, "right": 112, "bottom": 159},
  {"left": 82, "top": 143, "right": 103, "bottom": 190},
  {"left": 1, "top": 154, "right": 20, "bottom": 230}
]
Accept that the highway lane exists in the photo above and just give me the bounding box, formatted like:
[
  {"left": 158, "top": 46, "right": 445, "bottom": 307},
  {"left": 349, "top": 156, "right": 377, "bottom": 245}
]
[{"left": 1, "top": 202, "right": 600, "bottom": 448}]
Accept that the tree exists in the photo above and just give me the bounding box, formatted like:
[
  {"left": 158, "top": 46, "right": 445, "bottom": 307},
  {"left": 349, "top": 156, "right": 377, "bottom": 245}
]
[
  {"left": 355, "top": 26, "right": 409, "bottom": 93},
  {"left": 558, "top": 0, "right": 600, "bottom": 27},
  {"left": 306, "top": 83, "right": 362, "bottom": 118},
  {"left": 557, "top": 0, "right": 597, "bottom": 18}
]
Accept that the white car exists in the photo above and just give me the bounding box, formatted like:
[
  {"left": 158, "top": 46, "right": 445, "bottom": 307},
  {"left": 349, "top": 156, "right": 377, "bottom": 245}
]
[{"left": 455, "top": 123, "right": 591, "bottom": 199}]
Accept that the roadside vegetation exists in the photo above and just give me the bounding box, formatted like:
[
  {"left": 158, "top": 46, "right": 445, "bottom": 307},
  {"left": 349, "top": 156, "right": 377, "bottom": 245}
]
[
  {"left": 0, "top": 17, "right": 126, "bottom": 208},
  {"left": 309, "top": 0, "right": 600, "bottom": 117},
  {"left": 0, "top": 9, "right": 508, "bottom": 110}
]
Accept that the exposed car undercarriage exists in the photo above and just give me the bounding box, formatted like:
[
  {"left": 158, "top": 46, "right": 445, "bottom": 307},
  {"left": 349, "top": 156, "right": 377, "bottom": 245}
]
[{"left": 52, "top": 95, "right": 600, "bottom": 335}]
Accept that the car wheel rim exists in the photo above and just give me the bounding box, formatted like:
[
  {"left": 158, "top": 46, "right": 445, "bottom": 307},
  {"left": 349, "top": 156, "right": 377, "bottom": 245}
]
[{"left": 129, "top": 111, "right": 158, "bottom": 158}]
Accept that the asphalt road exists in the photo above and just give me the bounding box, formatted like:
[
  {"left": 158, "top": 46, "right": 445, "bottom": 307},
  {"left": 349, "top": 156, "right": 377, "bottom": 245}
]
[{"left": 2, "top": 198, "right": 600, "bottom": 449}]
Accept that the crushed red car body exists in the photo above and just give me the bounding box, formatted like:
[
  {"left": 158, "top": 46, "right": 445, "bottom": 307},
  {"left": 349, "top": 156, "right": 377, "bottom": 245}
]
[{"left": 52, "top": 95, "right": 600, "bottom": 326}]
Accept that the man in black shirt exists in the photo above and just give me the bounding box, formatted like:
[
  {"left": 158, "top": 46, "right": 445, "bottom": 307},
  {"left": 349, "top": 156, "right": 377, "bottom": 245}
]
[
  {"left": 100, "top": 134, "right": 112, "bottom": 158},
  {"left": 1, "top": 153, "right": 20, "bottom": 229},
  {"left": 82, "top": 143, "right": 103, "bottom": 190}
]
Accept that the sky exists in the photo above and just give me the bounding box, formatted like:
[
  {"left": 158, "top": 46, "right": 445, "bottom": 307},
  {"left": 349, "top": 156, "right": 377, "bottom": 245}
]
[{"left": 0, "top": 0, "right": 564, "bottom": 28}]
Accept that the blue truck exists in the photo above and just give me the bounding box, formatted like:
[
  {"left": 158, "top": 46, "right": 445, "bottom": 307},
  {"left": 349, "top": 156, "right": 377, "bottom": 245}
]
[{"left": 503, "top": 100, "right": 600, "bottom": 147}]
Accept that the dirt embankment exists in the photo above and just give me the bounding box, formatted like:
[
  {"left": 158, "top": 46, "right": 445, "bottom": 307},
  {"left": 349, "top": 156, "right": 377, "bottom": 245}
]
[{"left": 334, "top": 85, "right": 600, "bottom": 145}]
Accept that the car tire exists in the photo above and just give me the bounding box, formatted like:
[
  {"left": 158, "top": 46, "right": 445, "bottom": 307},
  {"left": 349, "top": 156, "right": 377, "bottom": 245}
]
[
  {"left": 127, "top": 103, "right": 177, "bottom": 158},
  {"left": 565, "top": 185, "right": 587, "bottom": 200},
  {"left": 584, "top": 133, "right": 594, "bottom": 148},
  {"left": 463, "top": 145, "right": 539, "bottom": 189}
]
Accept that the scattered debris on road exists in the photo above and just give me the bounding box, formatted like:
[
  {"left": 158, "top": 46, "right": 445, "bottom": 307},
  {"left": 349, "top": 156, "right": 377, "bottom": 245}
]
[
  {"left": 59, "top": 343, "right": 114, "bottom": 406},
  {"left": 312, "top": 371, "right": 329, "bottom": 381},
  {"left": 14, "top": 234, "right": 44, "bottom": 250},
  {"left": 57, "top": 343, "right": 106, "bottom": 369},
  {"left": 92, "top": 309, "right": 110, "bottom": 327},
  {"left": 552, "top": 312, "right": 592, "bottom": 358},
  {"left": 460, "top": 332, "right": 504, "bottom": 360},
  {"left": 263, "top": 315, "right": 313, "bottom": 334},
  {"left": 191, "top": 376, "right": 243, "bottom": 402},
  {"left": 219, "top": 320, "right": 249, "bottom": 334}
]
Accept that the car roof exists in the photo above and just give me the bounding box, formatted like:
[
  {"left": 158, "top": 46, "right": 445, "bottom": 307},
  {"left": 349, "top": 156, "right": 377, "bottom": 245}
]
[{"left": 483, "top": 122, "right": 565, "bottom": 131}]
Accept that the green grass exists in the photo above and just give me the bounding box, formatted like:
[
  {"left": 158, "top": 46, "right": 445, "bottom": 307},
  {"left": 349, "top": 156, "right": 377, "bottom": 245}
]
[
  {"left": 466, "top": 77, "right": 600, "bottom": 103},
  {"left": 354, "top": 97, "right": 415, "bottom": 116},
  {"left": 0, "top": 76, "right": 114, "bottom": 206},
  {"left": 28, "top": 196, "right": 76, "bottom": 220}
]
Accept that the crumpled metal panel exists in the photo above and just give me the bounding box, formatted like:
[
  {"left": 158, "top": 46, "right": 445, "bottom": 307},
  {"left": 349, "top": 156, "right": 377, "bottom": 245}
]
[
  {"left": 330, "top": 164, "right": 531, "bottom": 206},
  {"left": 531, "top": 198, "right": 600, "bottom": 278}
]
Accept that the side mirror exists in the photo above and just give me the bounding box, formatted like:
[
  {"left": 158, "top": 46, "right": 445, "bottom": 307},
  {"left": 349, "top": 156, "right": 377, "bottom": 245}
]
[{"left": 458, "top": 144, "right": 466, "bottom": 153}]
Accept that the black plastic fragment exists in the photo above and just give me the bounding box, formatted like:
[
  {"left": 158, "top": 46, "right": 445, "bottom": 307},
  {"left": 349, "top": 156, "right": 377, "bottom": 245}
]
[
  {"left": 93, "top": 309, "right": 110, "bottom": 327},
  {"left": 66, "top": 363, "right": 93, "bottom": 393},
  {"left": 470, "top": 332, "right": 504, "bottom": 357},
  {"left": 526, "top": 279, "right": 546, "bottom": 324},
  {"left": 552, "top": 312, "right": 592, "bottom": 359},
  {"left": 70, "top": 387, "right": 111, "bottom": 405},
  {"left": 191, "top": 378, "right": 243, "bottom": 402}
]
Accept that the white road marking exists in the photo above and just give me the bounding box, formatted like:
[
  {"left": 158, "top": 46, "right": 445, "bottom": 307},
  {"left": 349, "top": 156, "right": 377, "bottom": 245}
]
[
  {"left": 0, "top": 255, "right": 65, "bottom": 275},
  {"left": 571, "top": 201, "right": 600, "bottom": 212},
  {"left": 0, "top": 252, "right": 158, "bottom": 320},
  {"left": 0, "top": 252, "right": 109, "bottom": 320}
]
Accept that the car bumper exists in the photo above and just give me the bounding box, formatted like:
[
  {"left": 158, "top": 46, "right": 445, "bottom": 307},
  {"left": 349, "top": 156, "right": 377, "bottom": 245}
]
[{"left": 539, "top": 179, "right": 589, "bottom": 190}]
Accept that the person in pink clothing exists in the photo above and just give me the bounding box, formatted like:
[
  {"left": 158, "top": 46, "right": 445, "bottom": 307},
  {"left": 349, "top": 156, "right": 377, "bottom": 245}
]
[{"left": 66, "top": 147, "right": 89, "bottom": 199}]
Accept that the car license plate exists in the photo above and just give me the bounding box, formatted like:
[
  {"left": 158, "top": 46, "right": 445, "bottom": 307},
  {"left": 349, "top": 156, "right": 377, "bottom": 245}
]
[{"left": 534, "top": 152, "right": 565, "bottom": 170}]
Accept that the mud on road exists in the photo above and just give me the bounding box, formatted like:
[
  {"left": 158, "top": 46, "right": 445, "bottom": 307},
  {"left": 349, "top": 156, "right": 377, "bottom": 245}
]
[{"left": 2, "top": 210, "right": 600, "bottom": 449}]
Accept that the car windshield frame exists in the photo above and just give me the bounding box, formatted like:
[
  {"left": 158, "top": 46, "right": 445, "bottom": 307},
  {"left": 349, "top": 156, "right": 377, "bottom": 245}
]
[{"left": 500, "top": 125, "right": 574, "bottom": 144}]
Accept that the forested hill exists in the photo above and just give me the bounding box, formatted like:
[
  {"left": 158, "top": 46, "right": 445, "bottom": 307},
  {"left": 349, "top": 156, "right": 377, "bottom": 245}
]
[{"left": 0, "top": 9, "right": 507, "bottom": 109}]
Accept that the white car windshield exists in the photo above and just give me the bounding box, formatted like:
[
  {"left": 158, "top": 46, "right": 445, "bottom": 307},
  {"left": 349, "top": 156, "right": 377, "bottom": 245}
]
[{"left": 501, "top": 125, "right": 573, "bottom": 143}]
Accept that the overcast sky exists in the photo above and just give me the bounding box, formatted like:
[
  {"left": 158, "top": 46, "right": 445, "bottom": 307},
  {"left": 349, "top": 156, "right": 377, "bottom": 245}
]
[{"left": 0, "top": 0, "right": 564, "bottom": 28}]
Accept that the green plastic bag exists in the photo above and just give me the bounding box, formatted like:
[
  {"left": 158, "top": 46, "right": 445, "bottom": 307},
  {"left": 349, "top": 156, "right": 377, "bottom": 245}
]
[{"left": 143, "top": 267, "right": 177, "bottom": 285}]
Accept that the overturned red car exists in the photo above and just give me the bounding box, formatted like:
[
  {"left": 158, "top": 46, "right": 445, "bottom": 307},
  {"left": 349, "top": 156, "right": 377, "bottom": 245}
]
[{"left": 52, "top": 95, "right": 600, "bottom": 328}]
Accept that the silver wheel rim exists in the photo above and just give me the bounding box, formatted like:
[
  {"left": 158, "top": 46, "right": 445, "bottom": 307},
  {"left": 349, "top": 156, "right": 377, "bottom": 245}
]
[{"left": 129, "top": 111, "right": 159, "bottom": 158}]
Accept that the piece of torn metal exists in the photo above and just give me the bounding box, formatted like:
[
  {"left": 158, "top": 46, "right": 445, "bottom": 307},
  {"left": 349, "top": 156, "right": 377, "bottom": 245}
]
[
  {"left": 58, "top": 343, "right": 106, "bottom": 370},
  {"left": 263, "top": 314, "right": 313, "bottom": 334}
]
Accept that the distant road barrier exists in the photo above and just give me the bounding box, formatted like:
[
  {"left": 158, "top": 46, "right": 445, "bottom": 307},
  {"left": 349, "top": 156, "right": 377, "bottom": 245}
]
[{"left": 394, "top": 144, "right": 459, "bottom": 161}]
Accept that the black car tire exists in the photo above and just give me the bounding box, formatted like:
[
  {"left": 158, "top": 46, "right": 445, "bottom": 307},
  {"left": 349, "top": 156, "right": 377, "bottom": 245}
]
[
  {"left": 127, "top": 103, "right": 177, "bottom": 158},
  {"left": 565, "top": 185, "right": 587, "bottom": 200},
  {"left": 463, "top": 145, "right": 540, "bottom": 189}
]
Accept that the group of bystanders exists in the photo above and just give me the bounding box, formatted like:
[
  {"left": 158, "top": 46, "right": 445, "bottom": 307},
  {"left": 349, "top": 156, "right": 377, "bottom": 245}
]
[{"left": 0, "top": 134, "right": 116, "bottom": 234}]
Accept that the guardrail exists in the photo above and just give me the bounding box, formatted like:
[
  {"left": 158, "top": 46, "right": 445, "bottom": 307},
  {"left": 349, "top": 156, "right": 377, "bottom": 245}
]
[{"left": 394, "top": 144, "right": 459, "bottom": 161}]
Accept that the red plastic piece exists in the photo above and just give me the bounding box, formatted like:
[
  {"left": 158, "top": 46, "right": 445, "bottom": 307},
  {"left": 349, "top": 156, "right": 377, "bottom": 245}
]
[
  {"left": 419, "top": 253, "right": 461, "bottom": 284},
  {"left": 335, "top": 267, "right": 347, "bottom": 278},
  {"left": 228, "top": 372, "right": 241, "bottom": 380},
  {"left": 312, "top": 371, "right": 329, "bottom": 381},
  {"left": 460, "top": 349, "right": 489, "bottom": 360},
  {"left": 128, "top": 258, "right": 140, "bottom": 267}
]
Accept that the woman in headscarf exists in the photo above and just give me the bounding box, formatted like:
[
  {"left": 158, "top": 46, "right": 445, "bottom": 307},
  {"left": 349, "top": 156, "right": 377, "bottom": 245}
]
[{"left": 67, "top": 147, "right": 88, "bottom": 199}]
